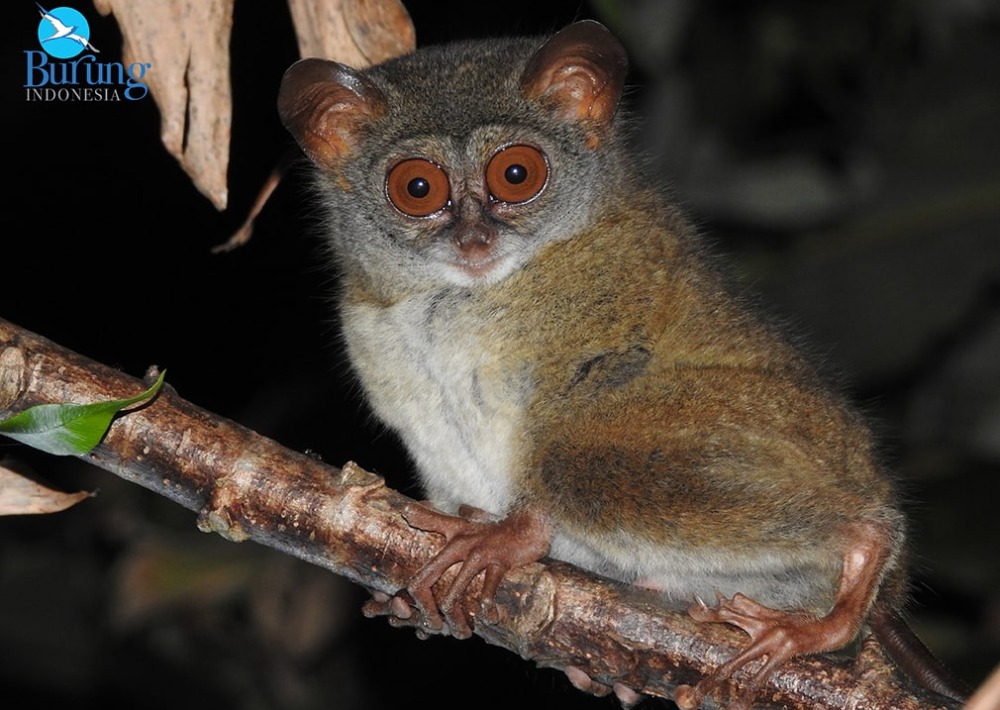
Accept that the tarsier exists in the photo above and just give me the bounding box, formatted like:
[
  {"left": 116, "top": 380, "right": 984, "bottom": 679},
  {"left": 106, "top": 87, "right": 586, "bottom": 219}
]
[{"left": 278, "top": 20, "right": 964, "bottom": 709}]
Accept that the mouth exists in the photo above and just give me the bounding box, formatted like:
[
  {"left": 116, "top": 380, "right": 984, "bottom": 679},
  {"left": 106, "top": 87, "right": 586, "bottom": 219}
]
[
  {"left": 458, "top": 256, "right": 500, "bottom": 278},
  {"left": 448, "top": 252, "right": 515, "bottom": 286}
]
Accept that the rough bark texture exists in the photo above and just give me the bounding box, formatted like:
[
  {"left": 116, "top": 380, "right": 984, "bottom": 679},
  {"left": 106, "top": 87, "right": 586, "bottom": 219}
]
[{"left": 0, "top": 317, "right": 960, "bottom": 710}]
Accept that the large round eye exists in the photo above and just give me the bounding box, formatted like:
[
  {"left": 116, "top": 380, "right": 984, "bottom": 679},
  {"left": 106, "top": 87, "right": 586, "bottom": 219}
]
[
  {"left": 386, "top": 158, "right": 450, "bottom": 217},
  {"left": 485, "top": 145, "right": 548, "bottom": 204}
]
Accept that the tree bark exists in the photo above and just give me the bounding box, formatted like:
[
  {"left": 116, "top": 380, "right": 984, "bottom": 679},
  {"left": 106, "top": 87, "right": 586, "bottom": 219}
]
[{"left": 0, "top": 316, "right": 960, "bottom": 710}]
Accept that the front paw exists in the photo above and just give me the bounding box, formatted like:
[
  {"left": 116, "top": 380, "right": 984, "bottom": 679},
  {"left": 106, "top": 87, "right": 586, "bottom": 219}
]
[
  {"left": 398, "top": 502, "right": 513, "bottom": 638},
  {"left": 366, "top": 503, "right": 552, "bottom": 640}
]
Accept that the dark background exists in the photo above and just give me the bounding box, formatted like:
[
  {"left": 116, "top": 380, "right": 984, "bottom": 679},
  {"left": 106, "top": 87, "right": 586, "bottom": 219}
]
[{"left": 3, "top": 1, "right": 998, "bottom": 708}]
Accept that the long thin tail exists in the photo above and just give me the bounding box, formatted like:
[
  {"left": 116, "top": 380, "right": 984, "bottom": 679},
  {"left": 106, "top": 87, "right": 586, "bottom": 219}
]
[{"left": 869, "top": 604, "right": 969, "bottom": 703}]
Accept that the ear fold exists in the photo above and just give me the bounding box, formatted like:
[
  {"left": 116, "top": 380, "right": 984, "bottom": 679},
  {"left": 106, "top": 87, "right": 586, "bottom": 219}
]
[
  {"left": 520, "top": 21, "right": 628, "bottom": 131},
  {"left": 277, "top": 58, "right": 387, "bottom": 170}
]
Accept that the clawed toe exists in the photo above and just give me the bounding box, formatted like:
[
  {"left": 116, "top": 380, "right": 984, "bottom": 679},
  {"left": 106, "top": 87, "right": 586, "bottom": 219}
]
[
  {"left": 564, "top": 666, "right": 609, "bottom": 696},
  {"left": 564, "top": 667, "right": 642, "bottom": 708},
  {"left": 687, "top": 592, "right": 790, "bottom": 640},
  {"left": 362, "top": 588, "right": 460, "bottom": 638},
  {"left": 612, "top": 681, "right": 643, "bottom": 708}
]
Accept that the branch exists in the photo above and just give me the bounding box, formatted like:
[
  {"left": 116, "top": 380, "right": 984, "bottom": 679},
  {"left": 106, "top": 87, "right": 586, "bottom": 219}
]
[{"left": 0, "top": 317, "right": 959, "bottom": 710}]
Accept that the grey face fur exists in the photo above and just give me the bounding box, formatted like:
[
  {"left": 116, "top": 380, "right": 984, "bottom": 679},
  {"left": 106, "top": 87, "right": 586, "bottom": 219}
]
[{"left": 290, "top": 36, "right": 632, "bottom": 299}]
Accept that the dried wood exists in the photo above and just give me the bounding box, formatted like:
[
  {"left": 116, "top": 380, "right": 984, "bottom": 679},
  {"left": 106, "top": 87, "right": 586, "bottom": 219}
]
[
  {"left": 288, "top": 0, "right": 415, "bottom": 66},
  {"left": 93, "top": 0, "right": 414, "bottom": 229},
  {"left": 94, "top": 0, "right": 234, "bottom": 210}
]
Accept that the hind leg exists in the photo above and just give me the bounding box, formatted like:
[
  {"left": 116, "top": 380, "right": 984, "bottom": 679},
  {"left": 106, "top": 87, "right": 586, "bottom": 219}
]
[{"left": 675, "top": 521, "right": 893, "bottom": 710}]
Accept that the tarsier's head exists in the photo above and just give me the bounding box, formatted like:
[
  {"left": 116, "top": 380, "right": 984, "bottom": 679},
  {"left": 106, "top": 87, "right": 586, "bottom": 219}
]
[{"left": 278, "top": 21, "right": 629, "bottom": 293}]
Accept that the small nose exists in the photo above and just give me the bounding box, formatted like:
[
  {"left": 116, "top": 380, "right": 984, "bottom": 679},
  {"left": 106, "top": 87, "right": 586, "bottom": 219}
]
[{"left": 452, "top": 196, "right": 496, "bottom": 257}]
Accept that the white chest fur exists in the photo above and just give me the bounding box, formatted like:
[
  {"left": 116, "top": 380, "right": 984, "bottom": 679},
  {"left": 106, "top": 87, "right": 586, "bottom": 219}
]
[{"left": 341, "top": 291, "right": 530, "bottom": 515}]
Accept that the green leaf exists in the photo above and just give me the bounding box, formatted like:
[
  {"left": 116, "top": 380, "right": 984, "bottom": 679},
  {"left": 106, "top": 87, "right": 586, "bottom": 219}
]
[{"left": 0, "top": 370, "right": 166, "bottom": 456}]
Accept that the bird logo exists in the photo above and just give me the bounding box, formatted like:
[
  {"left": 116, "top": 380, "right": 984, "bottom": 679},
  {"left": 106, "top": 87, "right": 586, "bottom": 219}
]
[{"left": 36, "top": 4, "right": 99, "bottom": 59}]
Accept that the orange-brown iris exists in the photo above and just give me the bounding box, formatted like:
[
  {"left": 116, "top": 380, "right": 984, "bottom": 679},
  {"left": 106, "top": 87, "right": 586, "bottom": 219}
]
[
  {"left": 386, "top": 158, "right": 450, "bottom": 216},
  {"left": 485, "top": 145, "right": 548, "bottom": 204}
]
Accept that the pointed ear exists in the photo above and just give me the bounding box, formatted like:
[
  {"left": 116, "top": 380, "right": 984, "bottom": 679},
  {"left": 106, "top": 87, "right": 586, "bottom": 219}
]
[
  {"left": 277, "top": 58, "right": 387, "bottom": 170},
  {"left": 520, "top": 21, "right": 628, "bottom": 130}
]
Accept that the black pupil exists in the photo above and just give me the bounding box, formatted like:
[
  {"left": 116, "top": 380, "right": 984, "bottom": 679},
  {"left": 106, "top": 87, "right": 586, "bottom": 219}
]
[
  {"left": 407, "top": 177, "right": 430, "bottom": 198},
  {"left": 504, "top": 164, "right": 527, "bottom": 184}
]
